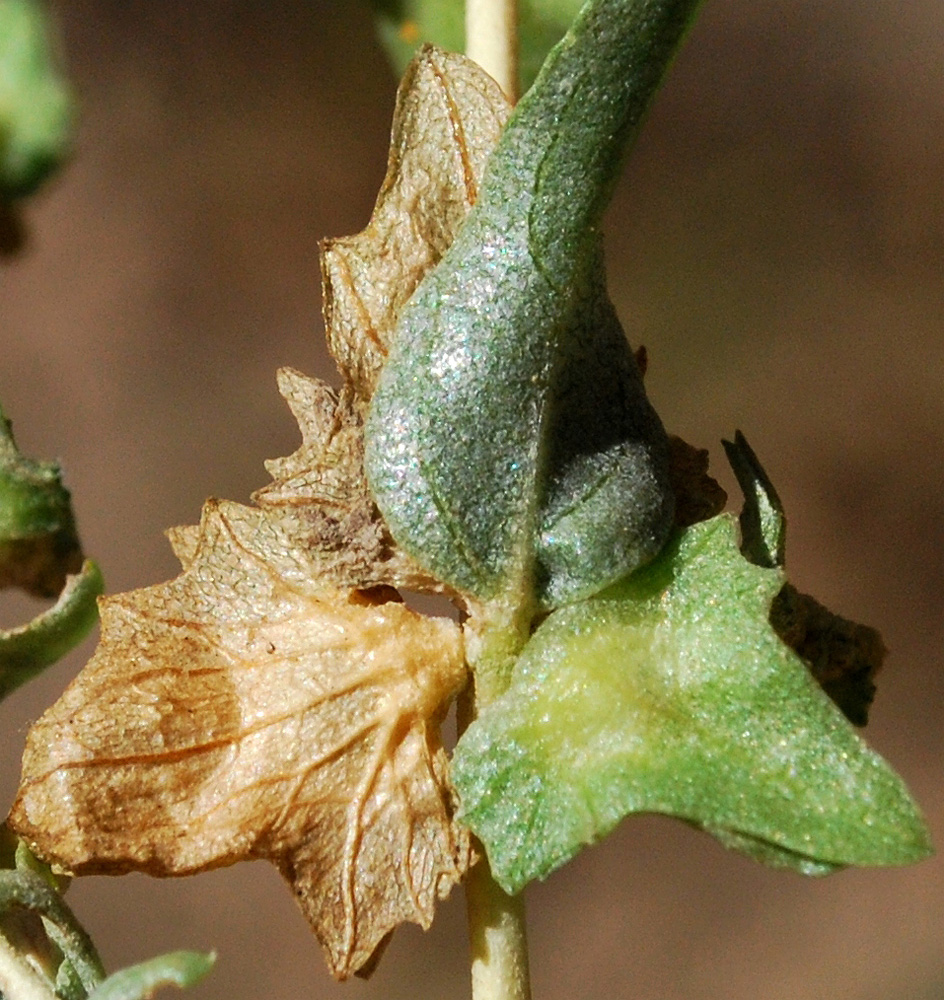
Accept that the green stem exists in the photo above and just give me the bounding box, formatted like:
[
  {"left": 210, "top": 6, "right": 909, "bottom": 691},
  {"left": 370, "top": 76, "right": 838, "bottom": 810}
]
[{"left": 0, "top": 869, "right": 106, "bottom": 993}]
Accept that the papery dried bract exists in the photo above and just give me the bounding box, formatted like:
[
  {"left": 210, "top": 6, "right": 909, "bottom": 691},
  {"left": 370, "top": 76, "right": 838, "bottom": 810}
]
[
  {"left": 11, "top": 494, "right": 470, "bottom": 978},
  {"left": 10, "top": 46, "right": 515, "bottom": 979},
  {"left": 321, "top": 46, "right": 511, "bottom": 401}
]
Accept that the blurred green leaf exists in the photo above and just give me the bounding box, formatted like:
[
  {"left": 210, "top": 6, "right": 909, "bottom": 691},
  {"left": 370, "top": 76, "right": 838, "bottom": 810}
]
[
  {"left": 371, "top": 0, "right": 585, "bottom": 94},
  {"left": 452, "top": 514, "right": 932, "bottom": 894},
  {"left": 86, "top": 952, "right": 215, "bottom": 1000},
  {"left": 366, "top": 0, "right": 702, "bottom": 609},
  {"left": 0, "top": 0, "right": 72, "bottom": 200}
]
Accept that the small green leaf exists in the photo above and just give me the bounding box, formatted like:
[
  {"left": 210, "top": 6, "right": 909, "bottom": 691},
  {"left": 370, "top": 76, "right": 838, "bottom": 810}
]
[
  {"left": 366, "top": 0, "right": 701, "bottom": 608},
  {"left": 452, "top": 515, "right": 932, "bottom": 894},
  {"left": 0, "top": 0, "right": 72, "bottom": 199},
  {"left": 0, "top": 405, "right": 100, "bottom": 699},
  {"left": 0, "top": 404, "right": 83, "bottom": 598},
  {"left": 371, "top": 0, "right": 585, "bottom": 95},
  {"left": 722, "top": 430, "right": 785, "bottom": 568},
  {"left": 0, "top": 558, "right": 103, "bottom": 699},
  {"left": 86, "top": 952, "right": 215, "bottom": 1000}
]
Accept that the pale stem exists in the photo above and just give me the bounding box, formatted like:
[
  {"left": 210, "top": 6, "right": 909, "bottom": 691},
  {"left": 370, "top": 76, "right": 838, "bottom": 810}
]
[
  {"left": 465, "top": 0, "right": 519, "bottom": 101},
  {"left": 0, "top": 934, "right": 57, "bottom": 1000},
  {"left": 459, "top": 597, "right": 533, "bottom": 1000},
  {"left": 466, "top": 855, "right": 532, "bottom": 1000},
  {"left": 463, "top": 4, "right": 528, "bottom": 994}
]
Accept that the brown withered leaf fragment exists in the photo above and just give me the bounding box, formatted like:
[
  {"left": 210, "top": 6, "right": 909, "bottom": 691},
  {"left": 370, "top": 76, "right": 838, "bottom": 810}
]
[
  {"left": 321, "top": 46, "right": 511, "bottom": 402},
  {"left": 10, "top": 497, "right": 472, "bottom": 979},
  {"left": 770, "top": 583, "right": 885, "bottom": 726},
  {"left": 667, "top": 435, "right": 728, "bottom": 527},
  {"left": 249, "top": 367, "right": 451, "bottom": 594},
  {"left": 254, "top": 368, "right": 389, "bottom": 588}
]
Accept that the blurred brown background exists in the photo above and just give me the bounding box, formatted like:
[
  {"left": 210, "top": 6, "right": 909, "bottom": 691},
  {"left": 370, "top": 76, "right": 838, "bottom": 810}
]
[{"left": 2, "top": 1, "right": 942, "bottom": 998}]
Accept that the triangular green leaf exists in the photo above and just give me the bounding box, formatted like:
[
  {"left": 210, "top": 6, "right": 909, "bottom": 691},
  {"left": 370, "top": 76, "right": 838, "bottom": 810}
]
[
  {"left": 452, "top": 515, "right": 932, "bottom": 894},
  {"left": 366, "top": 0, "right": 703, "bottom": 608}
]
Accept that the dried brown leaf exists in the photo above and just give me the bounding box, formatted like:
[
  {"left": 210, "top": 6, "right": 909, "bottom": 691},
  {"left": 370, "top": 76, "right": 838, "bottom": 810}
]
[
  {"left": 11, "top": 496, "right": 470, "bottom": 978},
  {"left": 321, "top": 46, "right": 511, "bottom": 401},
  {"left": 249, "top": 367, "right": 453, "bottom": 594},
  {"left": 9, "top": 47, "right": 512, "bottom": 979}
]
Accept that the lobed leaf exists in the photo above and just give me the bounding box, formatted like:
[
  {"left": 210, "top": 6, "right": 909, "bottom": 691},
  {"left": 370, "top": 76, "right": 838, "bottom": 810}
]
[
  {"left": 452, "top": 514, "right": 932, "bottom": 894},
  {"left": 10, "top": 371, "right": 473, "bottom": 980},
  {"left": 365, "top": 0, "right": 705, "bottom": 609},
  {"left": 6, "top": 50, "right": 519, "bottom": 979}
]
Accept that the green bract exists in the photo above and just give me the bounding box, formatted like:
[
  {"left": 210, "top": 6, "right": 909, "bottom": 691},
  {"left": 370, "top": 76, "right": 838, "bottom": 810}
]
[
  {"left": 0, "top": 839, "right": 213, "bottom": 999},
  {"left": 0, "top": 0, "right": 72, "bottom": 200},
  {"left": 452, "top": 514, "right": 932, "bottom": 894},
  {"left": 365, "top": 0, "right": 703, "bottom": 608}
]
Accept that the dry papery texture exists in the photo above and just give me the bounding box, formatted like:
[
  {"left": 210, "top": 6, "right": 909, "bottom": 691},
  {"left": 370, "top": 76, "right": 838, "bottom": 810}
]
[{"left": 10, "top": 48, "right": 512, "bottom": 981}]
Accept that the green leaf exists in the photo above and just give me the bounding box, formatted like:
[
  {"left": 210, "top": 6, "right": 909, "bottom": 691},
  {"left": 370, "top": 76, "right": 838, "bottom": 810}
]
[
  {"left": 371, "top": 0, "right": 585, "bottom": 95},
  {"left": 0, "top": 403, "right": 83, "bottom": 598},
  {"left": 722, "top": 429, "right": 786, "bottom": 568},
  {"left": 722, "top": 432, "right": 882, "bottom": 726},
  {"left": 452, "top": 515, "right": 932, "bottom": 894},
  {"left": 0, "top": 406, "right": 100, "bottom": 699},
  {"left": 366, "top": 0, "right": 701, "bottom": 608},
  {"left": 86, "top": 952, "right": 215, "bottom": 1000},
  {"left": 0, "top": 558, "right": 104, "bottom": 700},
  {"left": 0, "top": 0, "right": 72, "bottom": 199}
]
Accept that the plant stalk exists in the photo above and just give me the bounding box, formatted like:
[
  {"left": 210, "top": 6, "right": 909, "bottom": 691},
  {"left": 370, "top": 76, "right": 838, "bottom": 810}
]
[
  {"left": 463, "top": 3, "right": 528, "bottom": 995},
  {"left": 459, "top": 597, "right": 533, "bottom": 1000},
  {"left": 465, "top": 854, "right": 532, "bottom": 1000},
  {"left": 465, "top": 0, "right": 519, "bottom": 101}
]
